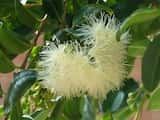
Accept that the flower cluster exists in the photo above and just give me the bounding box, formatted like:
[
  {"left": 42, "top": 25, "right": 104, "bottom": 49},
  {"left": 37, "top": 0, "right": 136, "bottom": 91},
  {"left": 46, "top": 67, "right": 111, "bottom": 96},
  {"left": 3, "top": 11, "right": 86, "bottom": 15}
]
[{"left": 38, "top": 14, "right": 129, "bottom": 99}]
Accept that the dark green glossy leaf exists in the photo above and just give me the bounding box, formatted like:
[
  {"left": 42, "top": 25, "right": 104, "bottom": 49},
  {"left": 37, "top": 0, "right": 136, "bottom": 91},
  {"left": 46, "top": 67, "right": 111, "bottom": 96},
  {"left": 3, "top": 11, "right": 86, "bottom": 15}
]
[
  {"left": 111, "top": 91, "right": 125, "bottom": 112},
  {"left": 121, "top": 79, "right": 139, "bottom": 93},
  {"left": 16, "top": 1, "right": 40, "bottom": 29},
  {"left": 0, "top": 27, "right": 30, "bottom": 54},
  {"left": 25, "top": 5, "right": 44, "bottom": 20},
  {"left": 147, "top": 17, "right": 160, "bottom": 36},
  {"left": 42, "top": 0, "right": 64, "bottom": 21},
  {"left": 10, "top": 101, "right": 22, "bottom": 120},
  {"left": 4, "top": 70, "right": 37, "bottom": 113},
  {"left": 65, "top": 0, "right": 81, "bottom": 15},
  {"left": 142, "top": 35, "right": 160, "bottom": 92},
  {"left": 103, "top": 91, "right": 125, "bottom": 113},
  {"left": 0, "top": 50, "right": 15, "bottom": 73},
  {"left": 63, "top": 98, "right": 81, "bottom": 120},
  {"left": 103, "top": 79, "right": 139, "bottom": 113},
  {"left": 110, "top": 0, "right": 145, "bottom": 20},
  {"left": 82, "top": 95, "right": 95, "bottom": 120},
  {"left": 148, "top": 88, "right": 160, "bottom": 110},
  {"left": 117, "top": 8, "right": 160, "bottom": 40},
  {"left": 52, "top": 0, "right": 64, "bottom": 16}
]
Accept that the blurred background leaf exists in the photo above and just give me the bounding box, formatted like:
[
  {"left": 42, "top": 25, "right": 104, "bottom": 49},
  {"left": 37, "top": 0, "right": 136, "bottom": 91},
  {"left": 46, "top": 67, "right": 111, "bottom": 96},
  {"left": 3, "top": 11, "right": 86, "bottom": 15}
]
[
  {"left": 142, "top": 35, "right": 160, "bottom": 92},
  {"left": 148, "top": 87, "right": 160, "bottom": 110},
  {"left": 0, "top": 50, "right": 15, "bottom": 73}
]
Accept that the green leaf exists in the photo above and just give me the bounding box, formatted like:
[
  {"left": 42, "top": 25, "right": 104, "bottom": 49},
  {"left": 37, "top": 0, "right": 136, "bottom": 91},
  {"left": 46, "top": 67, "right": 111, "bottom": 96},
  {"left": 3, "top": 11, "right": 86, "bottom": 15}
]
[
  {"left": 0, "top": 50, "right": 15, "bottom": 73},
  {"left": 0, "top": 1, "right": 39, "bottom": 29},
  {"left": 130, "top": 21, "right": 153, "bottom": 38},
  {"left": 0, "top": 105, "right": 4, "bottom": 117},
  {"left": 48, "top": 99, "right": 64, "bottom": 120},
  {"left": 28, "top": 46, "right": 42, "bottom": 68},
  {"left": 4, "top": 70, "right": 37, "bottom": 114},
  {"left": 147, "top": 17, "right": 160, "bottom": 36},
  {"left": 121, "top": 79, "right": 139, "bottom": 94},
  {"left": 82, "top": 95, "right": 95, "bottom": 120},
  {"left": 103, "top": 79, "right": 139, "bottom": 113},
  {"left": 127, "top": 90, "right": 142, "bottom": 111},
  {"left": 31, "top": 110, "right": 42, "bottom": 118},
  {"left": 102, "top": 113, "right": 113, "bottom": 120},
  {"left": 148, "top": 88, "right": 160, "bottom": 110},
  {"left": 63, "top": 98, "right": 81, "bottom": 120},
  {"left": 27, "top": 0, "right": 41, "bottom": 3},
  {"left": 126, "top": 56, "right": 135, "bottom": 73},
  {"left": 117, "top": 8, "right": 160, "bottom": 40},
  {"left": 10, "top": 101, "right": 22, "bottom": 120},
  {"left": 0, "top": 27, "right": 30, "bottom": 54},
  {"left": 103, "top": 91, "right": 125, "bottom": 113},
  {"left": 128, "top": 38, "right": 150, "bottom": 57},
  {"left": 52, "top": 0, "right": 64, "bottom": 16},
  {"left": 111, "top": 91, "right": 125, "bottom": 112},
  {"left": 0, "top": 0, "right": 14, "bottom": 17},
  {"left": 16, "top": 1, "right": 40, "bottom": 29},
  {"left": 42, "top": 0, "right": 64, "bottom": 21},
  {"left": 105, "top": 0, "right": 117, "bottom": 7},
  {"left": 142, "top": 35, "right": 160, "bottom": 92},
  {"left": 113, "top": 107, "right": 134, "bottom": 120},
  {"left": 34, "top": 109, "right": 51, "bottom": 120}
]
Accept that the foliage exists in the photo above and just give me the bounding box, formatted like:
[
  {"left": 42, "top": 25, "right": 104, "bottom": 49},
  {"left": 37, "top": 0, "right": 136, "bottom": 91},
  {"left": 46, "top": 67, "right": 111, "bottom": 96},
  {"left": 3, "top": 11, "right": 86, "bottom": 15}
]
[{"left": 0, "top": 0, "right": 160, "bottom": 120}]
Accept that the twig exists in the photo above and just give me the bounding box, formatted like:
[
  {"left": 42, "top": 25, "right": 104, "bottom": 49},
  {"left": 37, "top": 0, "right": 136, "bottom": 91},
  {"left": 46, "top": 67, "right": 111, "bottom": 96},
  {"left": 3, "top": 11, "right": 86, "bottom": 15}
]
[
  {"left": 134, "top": 94, "right": 147, "bottom": 120},
  {"left": 24, "top": 3, "right": 42, "bottom": 8},
  {"left": 20, "top": 14, "right": 48, "bottom": 69}
]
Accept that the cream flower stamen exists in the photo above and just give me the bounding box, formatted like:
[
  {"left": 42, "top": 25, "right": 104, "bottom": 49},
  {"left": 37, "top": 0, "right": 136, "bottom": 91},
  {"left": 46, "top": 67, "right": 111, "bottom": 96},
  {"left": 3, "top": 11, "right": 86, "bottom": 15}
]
[{"left": 38, "top": 13, "right": 129, "bottom": 99}]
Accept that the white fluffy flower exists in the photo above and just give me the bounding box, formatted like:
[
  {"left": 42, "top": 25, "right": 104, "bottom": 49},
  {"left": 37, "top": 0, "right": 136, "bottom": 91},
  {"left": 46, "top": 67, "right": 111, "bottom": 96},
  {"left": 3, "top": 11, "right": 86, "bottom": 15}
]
[{"left": 38, "top": 14, "right": 129, "bottom": 99}]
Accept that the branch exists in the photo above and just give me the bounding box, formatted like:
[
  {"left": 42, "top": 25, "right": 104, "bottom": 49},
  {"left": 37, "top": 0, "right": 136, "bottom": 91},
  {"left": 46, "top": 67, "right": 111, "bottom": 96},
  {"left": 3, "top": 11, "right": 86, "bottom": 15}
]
[
  {"left": 134, "top": 93, "right": 148, "bottom": 120},
  {"left": 21, "top": 14, "right": 48, "bottom": 69}
]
